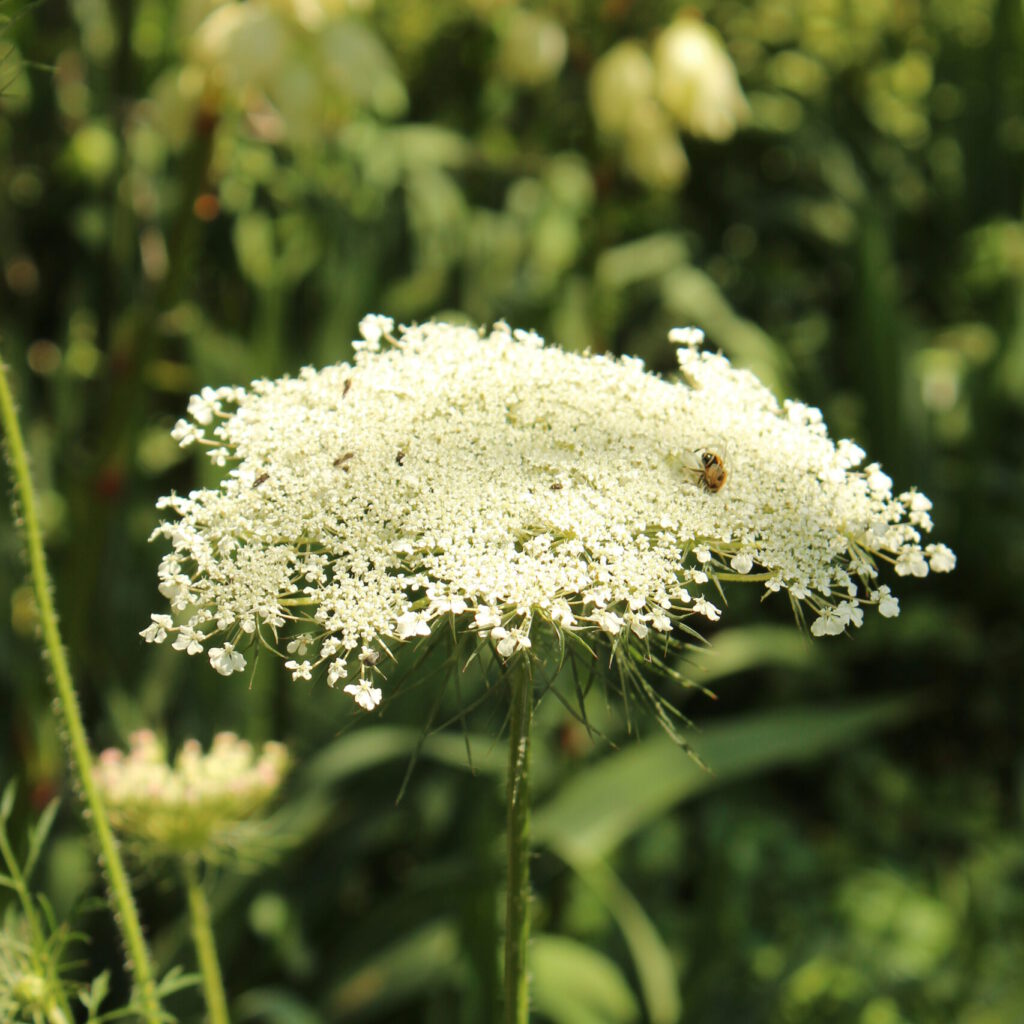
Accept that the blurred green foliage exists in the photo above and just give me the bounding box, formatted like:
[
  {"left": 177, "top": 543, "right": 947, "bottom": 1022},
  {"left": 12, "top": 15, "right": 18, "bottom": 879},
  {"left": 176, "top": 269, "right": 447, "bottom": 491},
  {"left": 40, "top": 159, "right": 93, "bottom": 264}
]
[{"left": 1, "top": 0, "right": 1022, "bottom": 1021}]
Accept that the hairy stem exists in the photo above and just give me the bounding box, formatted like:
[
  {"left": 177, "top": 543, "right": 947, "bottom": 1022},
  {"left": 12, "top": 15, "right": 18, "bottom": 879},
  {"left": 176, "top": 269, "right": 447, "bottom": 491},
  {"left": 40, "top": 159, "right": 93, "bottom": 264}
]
[
  {"left": 504, "top": 655, "right": 532, "bottom": 1024},
  {"left": 0, "top": 360, "right": 163, "bottom": 1022},
  {"left": 183, "top": 858, "right": 230, "bottom": 1024}
]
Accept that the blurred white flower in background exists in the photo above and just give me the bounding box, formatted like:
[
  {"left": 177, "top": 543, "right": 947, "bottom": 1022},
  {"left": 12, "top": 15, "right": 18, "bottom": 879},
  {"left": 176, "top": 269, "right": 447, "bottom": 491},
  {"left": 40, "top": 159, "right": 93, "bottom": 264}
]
[
  {"left": 589, "top": 16, "right": 749, "bottom": 189},
  {"left": 143, "top": 0, "right": 406, "bottom": 150},
  {"left": 496, "top": 7, "right": 568, "bottom": 87},
  {"left": 589, "top": 40, "right": 690, "bottom": 190},
  {"left": 589, "top": 40, "right": 658, "bottom": 138},
  {"left": 654, "top": 16, "right": 750, "bottom": 141}
]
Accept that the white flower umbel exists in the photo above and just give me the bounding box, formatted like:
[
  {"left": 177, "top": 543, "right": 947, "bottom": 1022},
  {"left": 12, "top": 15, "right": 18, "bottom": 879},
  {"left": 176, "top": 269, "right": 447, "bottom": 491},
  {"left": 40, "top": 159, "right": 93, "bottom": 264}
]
[{"left": 145, "top": 318, "right": 954, "bottom": 708}]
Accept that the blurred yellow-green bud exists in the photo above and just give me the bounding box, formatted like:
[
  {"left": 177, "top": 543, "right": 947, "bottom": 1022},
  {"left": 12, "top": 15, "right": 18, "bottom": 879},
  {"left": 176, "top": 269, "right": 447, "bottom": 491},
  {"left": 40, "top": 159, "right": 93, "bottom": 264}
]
[
  {"left": 653, "top": 17, "right": 750, "bottom": 142},
  {"left": 588, "top": 40, "right": 656, "bottom": 137},
  {"left": 95, "top": 730, "right": 289, "bottom": 862},
  {"left": 0, "top": 919, "right": 71, "bottom": 1022},
  {"left": 588, "top": 38, "right": 689, "bottom": 189},
  {"left": 143, "top": 66, "right": 207, "bottom": 151},
  {"left": 317, "top": 19, "right": 409, "bottom": 120},
  {"left": 192, "top": 3, "right": 290, "bottom": 94},
  {"left": 266, "top": 0, "right": 378, "bottom": 31},
  {"left": 65, "top": 121, "right": 121, "bottom": 186},
  {"left": 496, "top": 7, "right": 568, "bottom": 87},
  {"left": 622, "top": 101, "right": 690, "bottom": 191},
  {"left": 10, "top": 972, "right": 48, "bottom": 1009},
  {"left": 186, "top": 0, "right": 406, "bottom": 143}
]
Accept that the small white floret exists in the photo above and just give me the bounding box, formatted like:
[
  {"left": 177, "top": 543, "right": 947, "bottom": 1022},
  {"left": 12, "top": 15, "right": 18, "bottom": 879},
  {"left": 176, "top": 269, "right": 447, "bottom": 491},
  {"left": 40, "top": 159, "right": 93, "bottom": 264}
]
[
  {"left": 344, "top": 679, "right": 383, "bottom": 710},
  {"left": 474, "top": 606, "right": 503, "bottom": 631},
  {"left": 356, "top": 314, "right": 394, "bottom": 351},
  {"left": 668, "top": 326, "right": 705, "bottom": 348},
  {"left": 141, "top": 614, "right": 173, "bottom": 644},
  {"left": 810, "top": 608, "right": 845, "bottom": 637},
  {"left": 394, "top": 611, "right": 431, "bottom": 639},
  {"left": 895, "top": 550, "right": 929, "bottom": 578},
  {"left": 925, "top": 543, "right": 956, "bottom": 573},
  {"left": 593, "top": 609, "right": 624, "bottom": 634},
  {"left": 730, "top": 552, "right": 754, "bottom": 574},
  {"left": 209, "top": 643, "right": 246, "bottom": 676},
  {"left": 172, "top": 626, "right": 205, "bottom": 655},
  {"left": 873, "top": 586, "right": 900, "bottom": 618},
  {"left": 286, "top": 635, "right": 312, "bottom": 656}
]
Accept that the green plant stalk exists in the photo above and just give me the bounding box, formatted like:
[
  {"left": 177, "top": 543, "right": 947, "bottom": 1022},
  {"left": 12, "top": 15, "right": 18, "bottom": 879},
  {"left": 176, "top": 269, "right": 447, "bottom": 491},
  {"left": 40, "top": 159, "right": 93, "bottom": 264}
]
[
  {"left": 182, "top": 858, "right": 230, "bottom": 1024},
  {"left": 503, "top": 655, "right": 532, "bottom": 1024},
  {"left": 0, "top": 360, "right": 163, "bottom": 1022}
]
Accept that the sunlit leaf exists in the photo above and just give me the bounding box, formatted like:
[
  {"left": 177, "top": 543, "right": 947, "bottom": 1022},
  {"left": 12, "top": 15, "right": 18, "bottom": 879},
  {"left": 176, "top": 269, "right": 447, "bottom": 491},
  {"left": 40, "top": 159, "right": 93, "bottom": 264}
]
[
  {"left": 531, "top": 933, "right": 641, "bottom": 1024},
  {"left": 534, "top": 695, "right": 920, "bottom": 864},
  {"left": 304, "top": 726, "right": 508, "bottom": 787},
  {"left": 570, "top": 860, "right": 682, "bottom": 1024},
  {"left": 685, "top": 625, "right": 817, "bottom": 683}
]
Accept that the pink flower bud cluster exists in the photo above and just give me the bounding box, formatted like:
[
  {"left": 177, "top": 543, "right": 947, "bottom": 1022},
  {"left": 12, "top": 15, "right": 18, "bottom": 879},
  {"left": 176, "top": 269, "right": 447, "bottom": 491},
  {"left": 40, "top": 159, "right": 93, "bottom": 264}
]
[{"left": 95, "top": 730, "right": 288, "bottom": 859}]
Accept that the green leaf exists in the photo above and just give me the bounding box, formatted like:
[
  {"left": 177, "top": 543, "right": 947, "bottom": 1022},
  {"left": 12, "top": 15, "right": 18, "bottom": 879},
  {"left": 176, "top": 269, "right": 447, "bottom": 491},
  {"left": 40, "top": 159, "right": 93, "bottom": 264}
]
[
  {"left": 24, "top": 796, "right": 60, "bottom": 882},
  {"left": 534, "top": 695, "right": 920, "bottom": 865},
  {"left": 234, "top": 989, "right": 322, "bottom": 1024},
  {"left": 304, "top": 726, "right": 508, "bottom": 788},
  {"left": 233, "top": 210, "right": 277, "bottom": 288},
  {"left": 530, "top": 933, "right": 641, "bottom": 1024},
  {"left": 276, "top": 212, "right": 323, "bottom": 286},
  {"left": 390, "top": 123, "right": 469, "bottom": 169},
  {"left": 328, "top": 919, "right": 461, "bottom": 1017},
  {"left": 0, "top": 781, "right": 15, "bottom": 824},
  {"left": 153, "top": 964, "right": 201, "bottom": 998},
  {"left": 595, "top": 232, "right": 690, "bottom": 290},
  {"left": 79, "top": 970, "right": 110, "bottom": 1015},
  {"left": 572, "top": 861, "right": 682, "bottom": 1024},
  {"left": 686, "top": 625, "right": 818, "bottom": 684}
]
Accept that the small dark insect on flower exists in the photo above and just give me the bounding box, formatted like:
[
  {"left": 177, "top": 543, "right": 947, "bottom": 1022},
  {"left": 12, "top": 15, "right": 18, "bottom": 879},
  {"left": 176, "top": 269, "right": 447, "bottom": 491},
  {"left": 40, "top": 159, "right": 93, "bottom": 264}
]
[
  {"left": 550, "top": 481, "right": 563, "bottom": 491},
  {"left": 252, "top": 472, "right": 270, "bottom": 488},
  {"left": 343, "top": 378, "right": 352, "bottom": 398},
  {"left": 359, "top": 649, "right": 380, "bottom": 666},
  {"left": 396, "top": 450, "right": 406, "bottom": 466},
  {"left": 333, "top": 451, "right": 354, "bottom": 470}
]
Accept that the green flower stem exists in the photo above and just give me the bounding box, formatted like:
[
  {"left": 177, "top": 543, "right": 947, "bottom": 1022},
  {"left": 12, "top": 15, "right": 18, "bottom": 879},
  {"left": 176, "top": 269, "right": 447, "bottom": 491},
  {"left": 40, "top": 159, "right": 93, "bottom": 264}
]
[
  {"left": 504, "top": 655, "right": 533, "bottom": 1024},
  {"left": 0, "top": 360, "right": 163, "bottom": 1022},
  {"left": 182, "top": 858, "right": 230, "bottom": 1024}
]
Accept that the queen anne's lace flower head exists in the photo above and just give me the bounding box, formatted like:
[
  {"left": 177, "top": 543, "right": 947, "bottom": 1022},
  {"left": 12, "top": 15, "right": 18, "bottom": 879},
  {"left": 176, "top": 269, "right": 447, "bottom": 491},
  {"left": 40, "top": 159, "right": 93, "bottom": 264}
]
[
  {"left": 0, "top": 920, "right": 69, "bottom": 1023},
  {"left": 95, "top": 730, "right": 289, "bottom": 860},
  {"left": 144, "top": 318, "right": 954, "bottom": 709}
]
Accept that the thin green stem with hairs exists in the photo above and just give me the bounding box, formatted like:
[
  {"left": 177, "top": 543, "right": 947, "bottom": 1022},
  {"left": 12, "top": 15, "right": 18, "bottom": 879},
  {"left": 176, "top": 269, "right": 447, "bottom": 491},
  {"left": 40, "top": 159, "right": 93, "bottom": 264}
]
[
  {"left": 503, "top": 654, "right": 533, "bottom": 1024},
  {"left": 0, "top": 358, "right": 164, "bottom": 1022},
  {"left": 182, "top": 858, "right": 230, "bottom": 1024}
]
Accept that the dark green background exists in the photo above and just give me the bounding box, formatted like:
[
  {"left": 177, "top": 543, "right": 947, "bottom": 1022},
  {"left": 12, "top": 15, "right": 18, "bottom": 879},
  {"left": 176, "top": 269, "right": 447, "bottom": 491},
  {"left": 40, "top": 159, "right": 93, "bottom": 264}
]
[{"left": 1, "top": 1, "right": 1021, "bottom": 1021}]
